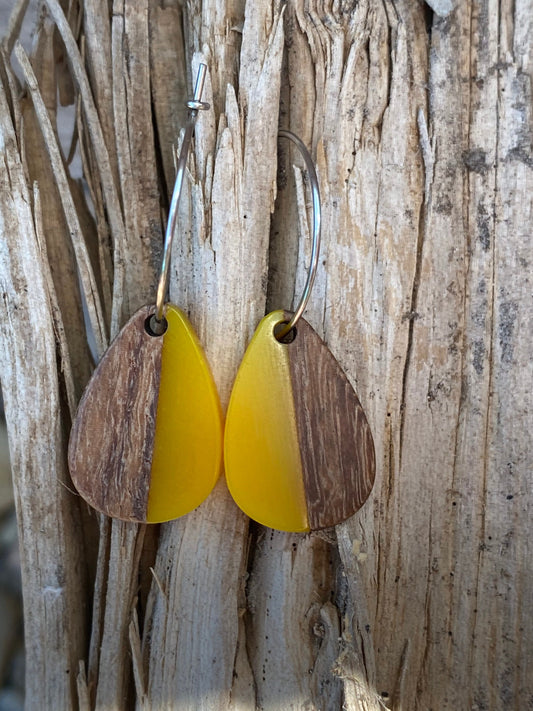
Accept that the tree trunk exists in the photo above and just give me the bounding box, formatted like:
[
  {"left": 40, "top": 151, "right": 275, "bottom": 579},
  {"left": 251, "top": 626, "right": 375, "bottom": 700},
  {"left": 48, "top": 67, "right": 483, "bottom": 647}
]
[{"left": 0, "top": 0, "right": 531, "bottom": 709}]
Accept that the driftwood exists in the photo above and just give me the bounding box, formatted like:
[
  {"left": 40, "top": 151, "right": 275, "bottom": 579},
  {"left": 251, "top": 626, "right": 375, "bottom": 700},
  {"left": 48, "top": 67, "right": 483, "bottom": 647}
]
[{"left": 0, "top": 0, "right": 531, "bottom": 709}]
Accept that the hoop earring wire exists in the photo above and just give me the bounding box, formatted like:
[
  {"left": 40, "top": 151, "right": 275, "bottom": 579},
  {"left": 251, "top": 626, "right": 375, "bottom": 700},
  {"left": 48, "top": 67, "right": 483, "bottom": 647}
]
[
  {"left": 275, "top": 130, "right": 321, "bottom": 340},
  {"left": 151, "top": 64, "right": 209, "bottom": 334}
]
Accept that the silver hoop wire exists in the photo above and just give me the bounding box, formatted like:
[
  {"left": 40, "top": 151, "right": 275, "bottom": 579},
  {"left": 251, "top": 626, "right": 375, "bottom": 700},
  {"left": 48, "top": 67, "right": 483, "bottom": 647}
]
[
  {"left": 275, "top": 130, "right": 321, "bottom": 340},
  {"left": 151, "top": 64, "right": 209, "bottom": 335}
]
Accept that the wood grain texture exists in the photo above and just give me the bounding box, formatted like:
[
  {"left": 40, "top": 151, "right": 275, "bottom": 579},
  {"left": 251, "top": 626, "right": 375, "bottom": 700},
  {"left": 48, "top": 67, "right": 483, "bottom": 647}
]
[
  {"left": 68, "top": 306, "right": 162, "bottom": 522},
  {"left": 246, "top": 530, "right": 343, "bottom": 711},
  {"left": 19, "top": 21, "right": 94, "bottom": 401},
  {"left": 148, "top": 3, "right": 188, "bottom": 196},
  {"left": 270, "top": 1, "right": 428, "bottom": 706},
  {"left": 14, "top": 41, "right": 108, "bottom": 360},
  {"left": 285, "top": 314, "right": 375, "bottom": 530},
  {"left": 83, "top": 0, "right": 119, "bottom": 191},
  {"left": 0, "top": 61, "right": 87, "bottom": 711},
  {"left": 2, "top": 0, "right": 532, "bottom": 709},
  {"left": 141, "top": 4, "right": 287, "bottom": 707}
]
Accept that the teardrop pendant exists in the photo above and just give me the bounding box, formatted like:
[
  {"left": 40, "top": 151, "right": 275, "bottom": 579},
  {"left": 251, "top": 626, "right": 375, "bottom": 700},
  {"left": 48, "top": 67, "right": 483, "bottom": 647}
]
[
  {"left": 69, "top": 65, "right": 220, "bottom": 523},
  {"left": 224, "top": 311, "right": 375, "bottom": 532},
  {"left": 69, "top": 305, "right": 222, "bottom": 523}
]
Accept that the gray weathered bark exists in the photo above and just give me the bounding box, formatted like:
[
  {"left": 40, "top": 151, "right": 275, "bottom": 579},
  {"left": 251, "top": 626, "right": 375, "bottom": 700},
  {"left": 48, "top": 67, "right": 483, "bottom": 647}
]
[{"left": 0, "top": 0, "right": 531, "bottom": 709}]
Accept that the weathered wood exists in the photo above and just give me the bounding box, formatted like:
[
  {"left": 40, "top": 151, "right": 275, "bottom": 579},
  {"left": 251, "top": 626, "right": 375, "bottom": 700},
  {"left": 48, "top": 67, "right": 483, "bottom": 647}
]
[
  {"left": 140, "top": 0, "right": 287, "bottom": 697},
  {"left": 14, "top": 40, "right": 108, "bottom": 359},
  {"left": 111, "top": 0, "right": 162, "bottom": 311},
  {"left": 43, "top": 0, "right": 128, "bottom": 335},
  {"left": 148, "top": 3, "right": 187, "bottom": 196},
  {"left": 83, "top": 0, "right": 118, "bottom": 189},
  {"left": 1, "top": 0, "right": 532, "bottom": 709},
  {"left": 408, "top": 3, "right": 533, "bottom": 709},
  {"left": 21, "top": 17, "right": 93, "bottom": 401},
  {"left": 246, "top": 530, "right": 343, "bottom": 711},
  {"left": 0, "top": 59, "right": 87, "bottom": 711}
]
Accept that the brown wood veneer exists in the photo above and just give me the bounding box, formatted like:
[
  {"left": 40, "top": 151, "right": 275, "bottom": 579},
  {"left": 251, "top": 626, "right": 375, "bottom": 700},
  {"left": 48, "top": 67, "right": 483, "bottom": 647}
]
[
  {"left": 68, "top": 306, "right": 162, "bottom": 521},
  {"left": 284, "top": 313, "right": 376, "bottom": 530}
]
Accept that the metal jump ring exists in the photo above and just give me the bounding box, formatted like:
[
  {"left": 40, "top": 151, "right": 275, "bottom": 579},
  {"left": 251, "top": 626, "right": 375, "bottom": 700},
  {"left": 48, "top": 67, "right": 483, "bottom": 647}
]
[
  {"left": 150, "top": 63, "right": 209, "bottom": 335},
  {"left": 275, "top": 130, "right": 321, "bottom": 340}
]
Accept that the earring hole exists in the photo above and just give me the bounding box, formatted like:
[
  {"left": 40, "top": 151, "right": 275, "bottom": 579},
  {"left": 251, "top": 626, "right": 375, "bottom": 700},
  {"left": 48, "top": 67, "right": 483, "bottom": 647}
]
[
  {"left": 145, "top": 314, "right": 168, "bottom": 337},
  {"left": 274, "top": 322, "right": 297, "bottom": 344}
]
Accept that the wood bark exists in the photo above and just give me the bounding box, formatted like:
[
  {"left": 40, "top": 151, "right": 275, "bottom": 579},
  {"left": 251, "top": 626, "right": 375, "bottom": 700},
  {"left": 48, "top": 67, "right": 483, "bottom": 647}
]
[{"left": 0, "top": 0, "right": 531, "bottom": 710}]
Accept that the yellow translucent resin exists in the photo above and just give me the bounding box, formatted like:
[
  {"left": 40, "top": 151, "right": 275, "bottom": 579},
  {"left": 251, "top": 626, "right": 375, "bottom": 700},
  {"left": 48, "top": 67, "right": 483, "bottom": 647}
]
[
  {"left": 224, "top": 311, "right": 309, "bottom": 532},
  {"left": 146, "top": 305, "right": 223, "bottom": 522}
]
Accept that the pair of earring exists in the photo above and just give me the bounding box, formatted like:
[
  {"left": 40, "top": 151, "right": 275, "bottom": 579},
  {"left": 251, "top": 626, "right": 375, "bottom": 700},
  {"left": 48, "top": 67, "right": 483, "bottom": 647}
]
[{"left": 68, "top": 65, "right": 375, "bottom": 533}]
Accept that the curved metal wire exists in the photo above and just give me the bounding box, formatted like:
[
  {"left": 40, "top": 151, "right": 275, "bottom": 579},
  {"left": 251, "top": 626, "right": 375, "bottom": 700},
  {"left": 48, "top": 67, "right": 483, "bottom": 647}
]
[
  {"left": 275, "top": 130, "right": 321, "bottom": 340},
  {"left": 150, "top": 63, "right": 209, "bottom": 335}
]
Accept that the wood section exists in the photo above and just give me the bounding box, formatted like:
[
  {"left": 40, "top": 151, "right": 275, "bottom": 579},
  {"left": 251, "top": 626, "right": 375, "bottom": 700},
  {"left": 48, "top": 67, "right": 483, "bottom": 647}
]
[
  {"left": 285, "top": 313, "right": 376, "bottom": 531},
  {"left": 246, "top": 530, "right": 342, "bottom": 709},
  {"left": 68, "top": 306, "right": 162, "bottom": 522},
  {"left": 148, "top": 3, "right": 188, "bottom": 196},
  {"left": 3, "top": 1, "right": 532, "bottom": 709},
  {"left": 111, "top": 1, "right": 162, "bottom": 317},
  {"left": 20, "top": 22, "right": 94, "bottom": 400},
  {"left": 142, "top": 4, "right": 285, "bottom": 706},
  {"left": 14, "top": 42, "right": 108, "bottom": 360},
  {"left": 0, "top": 65, "right": 88, "bottom": 710}
]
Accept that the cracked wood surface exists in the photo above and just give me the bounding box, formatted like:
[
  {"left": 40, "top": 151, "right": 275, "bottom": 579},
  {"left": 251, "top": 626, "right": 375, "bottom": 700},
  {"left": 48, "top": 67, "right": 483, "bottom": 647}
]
[{"left": 0, "top": 0, "right": 531, "bottom": 710}]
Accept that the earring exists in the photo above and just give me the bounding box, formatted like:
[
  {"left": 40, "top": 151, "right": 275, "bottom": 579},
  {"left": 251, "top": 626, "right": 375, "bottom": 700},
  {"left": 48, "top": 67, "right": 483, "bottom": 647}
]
[
  {"left": 224, "top": 130, "right": 375, "bottom": 532},
  {"left": 69, "top": 65, "right": 223, "bottom": 523}
]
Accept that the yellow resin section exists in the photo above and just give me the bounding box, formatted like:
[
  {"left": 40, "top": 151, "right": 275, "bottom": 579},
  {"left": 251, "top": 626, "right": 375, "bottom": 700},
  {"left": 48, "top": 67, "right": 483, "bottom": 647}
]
[
  {"left": 146, "top": 305, "right": 223, "bottom": 522},
  {"left": 224, "top": 311, "right": 309, "bottom": 532}
]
